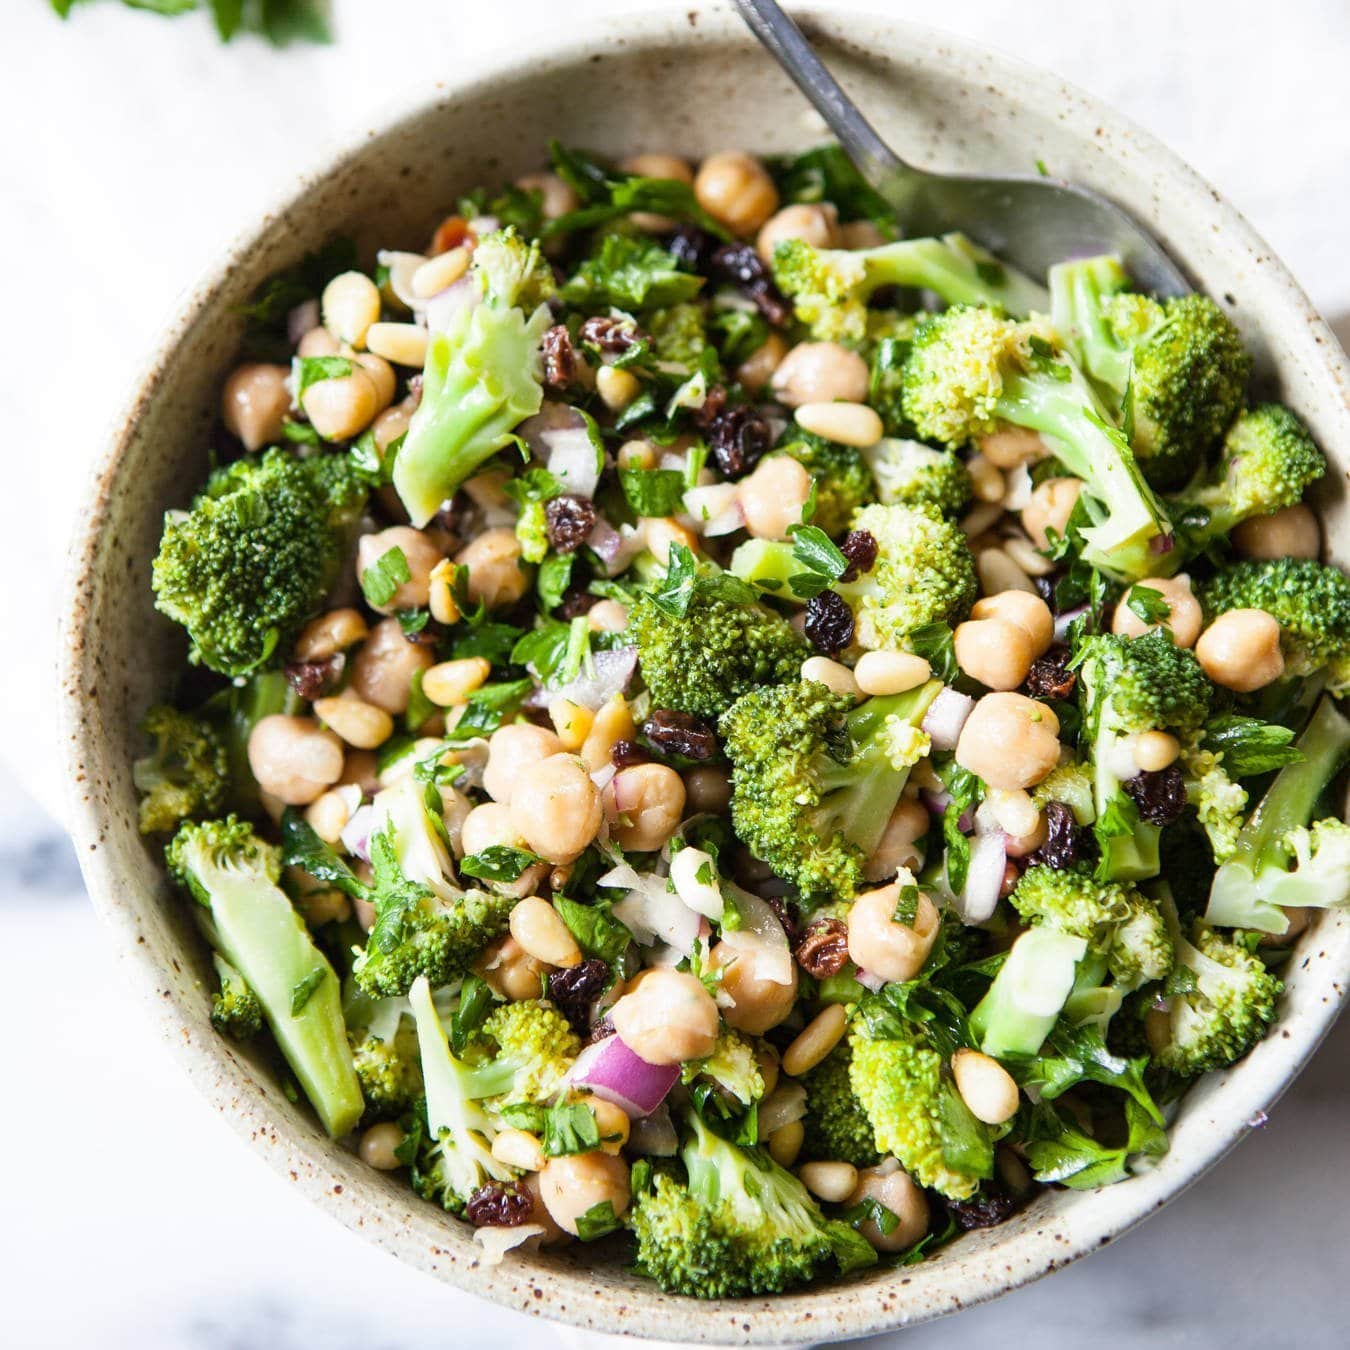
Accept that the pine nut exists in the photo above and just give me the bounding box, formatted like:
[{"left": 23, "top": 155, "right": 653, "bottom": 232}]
[
  {"left": 978, "top": 426, "right": 1047, "bottom": 468},
  {"left": 1134, "top": 730, "right": 1181, "bottom": 773},
  {"left": 365, "top": 322, "right": 429, "bottom": 368},
  {"left": 596, "top": 365, "right": 641, "bottom": 411},
  {"left": 782, "top": 1004, "right": 849, "bottom": 1077},
  {"left": 798, "top": 1160, "right": 859, "bottom": 1204},
  {"left": 951, "top": 1049, "right": 1020, "bottom": 1125},
  {"left": 793, "top": 400, "right": 884, "bottom": 448},
  {"left": 509, "top": 896, "right": 582, "bottom": 968},
  {"left": 411, "top": 246, "right": 470, "bottom": 298},
  {"left": 976, "top": 547, "right": 1037, "bottom": 596},
  {"left": 961, "top": 501, "right": 1004, "bottom": 538},
  {"left": 617, "top": 439, "right": 657, "bottom": 470},
  {"left": 580, "top": 695, "right": 636, "bottom": 773},
  {"left": 1002, "top": 533, "right": 1056, "bottom": 577},
  {"left": 313, "top": 695, "right": 394, "bottom": 750},
  {"left": 968, "top": 453, "right": 1005, "bottom": 504},
  {"left": 985, "top": 787, "right": 1040, "bottom": 840},
  {"left": 767, "top": 1119, "right": 804, "bottom": 1168},
  {"left": 303, "top": 788, "right": 354, "bottom": 845},
  {"left": 757, "top": 1045, "right": 780, "bottom": 1099},
  {"left": 587, "top": 599, "right": 629, "bottom": 634},
  {"left": 801, "top": 656, "right": 860, "bottom": 699},
  {"left": 428, "top": 559, "right": 462, "bottom": 626},
  {"left": 549, "top": 698, "right": 595, "bottom": 751},
  {"left": 854, "top": 651, "right": 931, "bottom": 697},
  {"left": 293, "top": 607, "right": 368, "bottom": 661},
  {"left": 422, "top": 656, "right": 490, "bottom": 707},
  {"left": 492, "top": 1128, "right": 547, "bottom": 1172},
  {"left": 376, "top": 250, "right": 426, "bottom": 310},
  {"left": 321, "top": 271, "right": 381, "bottom": 349},
  {"left": 590, "top": 1098, "right": 631, "bottom": 1154}
]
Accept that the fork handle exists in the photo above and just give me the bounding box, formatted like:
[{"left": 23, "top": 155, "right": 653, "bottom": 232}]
[{"left": 729, "top": 0, "right": 908, "bottom": 183}]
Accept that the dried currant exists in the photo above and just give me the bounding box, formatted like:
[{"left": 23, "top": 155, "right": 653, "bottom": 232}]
[
  {"left": 544, "top": 494, "right": 598, "bottom": 553},
  {"left": 706, "top": 404, "right": 772, "bottom": 478},
  {"left": 556, "top": 588, "right": 599, "bottom": 620},
  {"left": 465, "top": 1183, "right": 535, "bottom": 1228},
  {"left": 643, "top": 709, "right": 718, "bottom": 761},
  {"left": 548, "top": 958, "right": 611, "bottom": 1037},
  {"left": 947, "top": 1190, "right": 1024, "bottom": 1230},
  {"left": 1123, "top": 764, "right": 1187, "bottom": 825},
  {"left": 794, "top": 918, "right": 850, "bottom": 978},
  {"left": 284, "top": 653, "right": 344, "bottom": 700},
  {"left": 578, "top": 314, "right": 643, "bottom": 355},
  {"left": 1024, "top": 644, "right": 1076, "bottom": 701},
  {"left": 708, "top": 242, "right": 792, "bottom": 325},
  {"left": 838, "top": 529, "right": 878, "bottom": 582},
  {"left": 610, "top": 739, "right": 649, "bottom": 769},
  {"left": 1029, "top": 801, "right": 1095, "bottom": 871},
  {"left": 804, "top": 590, "right": 855, "bottom": 654},
  {"left": 667, "top": 224, "right": 717, "bottom": 274},
  {"left": 541, "top": 324, "right": 577, "bottom": 390}
]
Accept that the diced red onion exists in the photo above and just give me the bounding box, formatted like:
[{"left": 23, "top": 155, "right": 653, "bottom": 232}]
[
  {"left": 1149, "top": 532, "right": 1176, "bottom": 555},
  {"left": 921, "top": 688, "right": 974, "bottom": 752},
  {"left": 586, "top": 517, "right": 646, "bottom": 575},
  {"left": 590, "top": 763, "right": 617, "bottom": 792},
  {"left": 1053, "top": 604, "right": 1088, "bottom": 643},
  {"left": 855, "top": 967, "right": 887, "bottom": 993},
  {"left": 921, "top": 788, "right": 952, "bottom": 817},
  {"left": 566, "top": 1035, "right": 680, "bottom": 1117},
  {"left": 286, "top": 298, "right": 320, "bottom": 346},
  {"left": 683, "top": 483, "right": 744, "bottom": 537},
  {"left": 423, "top": 275, "right": 478, "bottom": 333},
  {"left": 551, "top": 646, "right": 638, "bottom": 709},
  {"left": 604, "top": 860, "right": 701, "bottom": 953},
  {"left": 542, "top": 425, "right": 603, "bottom": 499},
  {"left": 340, "top": 803, "right": 375, "bottom": 862},
  {"left": 951, "top": 831, "right": 1007, "bottom": 924},
  {"left": 628, "top": 1103, "right": 679, "bottom": 1156}
]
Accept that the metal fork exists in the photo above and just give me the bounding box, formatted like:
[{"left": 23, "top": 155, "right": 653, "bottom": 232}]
[{"left": 731, "top": 0, "right": 1189, "bottom": 296}]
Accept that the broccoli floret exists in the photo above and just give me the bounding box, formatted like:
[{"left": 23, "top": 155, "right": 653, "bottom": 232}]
[
  {"left": 721, "top": 678, "right": 941, "bottom": 904},
  {"left": 776, "top": 436, "right": 875, "bottom": 537},
  {"left": 467, "top": 998, "right": 580, "bottom": 1117},
  {"left": 901, "top": 306, "right": 1170, "bottom": 579},
  {"left": 627, "top": 1111, "right": 874, "bottom": 1296},
  {"left": 1178, "top": 742, "right": 1247, "bottom": 863},
  {"left": 860, "top": 438, "right": 973, "bottom": 517},
  {"left": 1170, "top": 405, "right": 1325, "bottom": 560},
  {"left": 772, "top": 233, "right": 1048, "bottom": 343},
  {"left": 166, "top": 817, "right": 363, "bottom": 1137},
  {"left": 1153, "top": 896, "right": 1281, "bottom": 1077},
  {"left": 1206, "top": 696, "right": 1350, "bottom": 933},
  {"left": 1010, "top": 865, "right": 1172, "bottom": 991},
  {"left": 833, "top": 503, "right": 978, "bottom": 650},
  {"left": 407, "top": 975, "right": 516, "bottom": 1214},
  {"left": 681, "top": 1027, "right": 765, "bottom": 1107},
  {"left": 152, "top": 448, "right": 368, "bottom": 677},
  {"left": 630, "top": 588, "right": 808, "bottom": 720},
  {"left": 1050, "top": 257, "right": 1251, "bottom": 488},
  {"left": 343, "top": 985, "right": 424, "bottom": 1120},
  {"left": 1030, "top": 760, "right": 1096, "bottom": 825},
  {"left": 799, "top": 1042, "right": 879, "bottom": 1168},
  {"left": 1199, "top": 559, "right": 1350, "bottom": 692},
  {"left": 968, "top": 926, "right": 1089, "bottom": 1058},
  {"left": 352, "top": 777, "right": 514, "bottom": 998},
  {"left": 133, "top": 704, "right": 228, "bottom": 835},
  {"left": 848, "top": 1024, "right": 982, "bottom": 1200},
  {"left": 1078, "top": 631, "right": 1213, "bottom": 881},
  {"left": 393, "top": 229, "right": 553, "bottom": 526},
  {"left": 209, "top": 953, "right": 263, "bottom": 1040}
]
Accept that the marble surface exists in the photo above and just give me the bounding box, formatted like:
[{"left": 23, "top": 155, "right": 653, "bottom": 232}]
[{"left": 3, "top": 0, "right": 1350, "bottom": 1345}]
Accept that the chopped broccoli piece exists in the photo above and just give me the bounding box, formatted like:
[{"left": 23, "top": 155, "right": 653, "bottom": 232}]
[
  {"left": 152, "top": 448, "right": 368, "bottom": 677},
  {"left": 901, "top": 305, "right": 1170, "bottom": 579},
  {"left": 630, "top": 588, "right": 808, "bottom": 720},
  {"left": 166, "top": 817, "right": 363, "bottom": 1137},
  {"left": 799, "top": 1041, "right": 880, "bottom": 1168},
  {"left": 776, "top": 435, "right": 875, "bottom": 537},
  {"left": 1178, "top": 741, "right": 1248, "bottom": 863},
  {"left": 772, "top": 233, "right": 1048, "bottom": 343},
  {"left": 467, "top": 998, "right": 580, "bottom": 1118},
  {"left": 861, "top": 438, "right": 973, "bottom": 517},
  {"left": 968, "top": 926, "right": 1088, "bottom": 1059},
  {"left": 646, "top": 302, "right": 709, "bottom": 373},
  {"left": 1030, "top": 760, "right": 1096, "bottom": 825},
  {"left": 1198, "top": 559, "right": 1350, "bottom": 693},
  {"left": 721, "top": 678, "right": 941, "bottom": 904},
  {"left": 133, "top": 704, "right": 228, "bottom": 835},
  {"left": 1206, "top": 696, "right": 1350, "bottom": 932},
  {"left": 343, "top": 986, "right": 424, "bottom": 1121},
  {"left": 682, "top": 1027, "right": 765, "bottom": 1107},
  {"left": 393, "top": 229, "right": 553, "bottom": 526},
  {"left": 209, "top": 953, "right": 263, "bottom": 1040}
]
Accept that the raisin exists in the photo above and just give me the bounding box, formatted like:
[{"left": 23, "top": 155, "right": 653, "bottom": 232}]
[
  {"left": 838, "top": 529, "right": 878, "bottom": 582},
  {"left": 708, "top": 242, "right": 792, "bottom": 325},
  {"left": 667, "top": 224, "right": 717, "bottom": 274},
  {"left": 947, "top": 1190, "right": 1024, "bottom": 1230},
  {"left": 544, "top": 494, "right": 597, "bottom": 553},
  {"left": 557, "top": 588, "right": 599, "bottom": 619},
  {"left": 587, "top": 1016, "right": 616, "bottom": 1045},
  {"left": 764, "top": 892, "right": 800, "bottom": 946},
  {"left": 541, "top": 324, "right": 577, "bottom": 390},
  {"left": 611, "top": 740, "right": 649, "bottom": 769},
  {"left": 1124, "top": 764, "right": 1187, "bottom": 825},
  {"left": 548, "top": 958, "right": 611, "bottom": 1037},
  {"left": 284, "top": 653, "right": 344, "bottom": 700},
  {"left": 465, "top": 1183, "right": 535, "bottom": 1228},
  {"left": 1029, "top": 801, "right": 1095, "bottom": 871},
  {"left": 578, "top": 314, "right": 643, "bottom": 355},
  {"left": 644, "top": 709, "right": 718, "bottom": 761},
  {"left": 794, "top": 918, "right": 849, "bottom": 978},
  {"left": 706, "top": 404, "right": 772, "bottom": 478},
  {"left": 1024, "top": 644, "right": 1076, "bottom": 701},
  {"left": 804, "top": 590, "right": 854, "bottom": 654}
]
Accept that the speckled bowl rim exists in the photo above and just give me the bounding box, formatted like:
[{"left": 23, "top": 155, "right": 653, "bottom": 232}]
[{"left": 59, "top": 4, "right": 1350, "bottom": 1342}]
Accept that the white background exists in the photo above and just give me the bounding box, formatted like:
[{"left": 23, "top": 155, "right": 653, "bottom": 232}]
[{"left": 2, "top": 1, "right": 1349, "bottom": 1345}]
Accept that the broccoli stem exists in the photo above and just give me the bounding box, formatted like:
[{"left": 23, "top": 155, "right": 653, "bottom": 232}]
[
  {"left": 969, "top": 927, "right": 1088, "bottom": 1058},
  {"left": 863, "top": 235, "right": 1050, "bottom": 316},
  {"left": 1049, "top": 255, "right": 1133, "bottom": 395}
]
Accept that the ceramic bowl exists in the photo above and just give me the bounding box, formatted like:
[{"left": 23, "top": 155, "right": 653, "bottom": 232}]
[{"left": 59, "top": 4, "right": 1350, "bottom": 1342}]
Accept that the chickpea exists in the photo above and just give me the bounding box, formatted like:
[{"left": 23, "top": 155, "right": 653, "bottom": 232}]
[
  {"left": 1112, "top": 575, "right": 1204, "bottom": 648},
  {"left": 515, "top": 172, "right": 581, "bottom": 221},
  {"left": 864, "top": 799, "right": 930, "bottom": 883},
  {"left": 301, "top": 365, "right": 380, "bottom": 442},
  {"left": 483, "top": 723, "right": 564, "bottom": 804},
  {"left": 356, "top": 526, "right": 443, "bottom": 614},
  {"left": 338, "top": 748, "right": 380, "bottom": 796},
  {"left": 297, "top": 325, "right": 339, "bottom": 358},
  {"left": 971, "top": 590, "right": 1054, "bottom": 656},
  {"left": 587, "top": 599, "right": 630, "bottom": 634},
  {"left": 739, "top": 455, "right": 813, "bottom": 540},
  {"left": 538, "top": 1152, "right": 631, "bottom": 1237},
  {"left": 351, "top": 352, "right": 396, "bottom": 414},
  {"left": 707, "top": 940, "right": 799, "bottom": 1035},
  {"left": 455, "top": 527, "right": 529, "bottom": 610},
  {"left": 693, "top": 151, "right": 779, "bottom": 236},
  {"left": 769, "top": 341, "right": 870, "bottom": 408},
  {"left": 221, "top": 363, "right": 291, "bottom": 452},
  {"left": 1021, "top": 476, "right": 1083, "bottom": 549},
  {"left": 293, "top": 607, "right": 368, "bottom": 662},
  {"left": 953, "top": 616, "right": 1037, "bottom": 690},
  {"left": 460, "top": 801, "right": 527, "bottom": 857},
  {"left": 684, "top": 765, "right": 732, "bottom": 815},
  {"left": 476, "top": 935, "right": 550, "bottom": 1001},
  {"left": 349, "top": 618, "right": 434, "bottom": 715},
  {"left": 956, "top": 692, "right": 1061, "bottom": 791},
  {"left": 978, "top": 426, "right": 1048, "bottom": 470},
  {"left": 358, "top": 1121, "right": 405, "bottom": 1171},
  {"left": 846, "top": 1165, "right": 929, "bottom": 1253},
  {"left": 246, "top": 715, "right": 344, "bottom": 806},
  {"left": 846, "top": 883, "right": 939, "bottom": 982},
  {"left": 735, "top": 332, "right": 788, "bottom": 393},
  {"left": 511, "top": 754, "right": 603, "bottom": 864},
  {"left": 1196, "top": 609, "right": 1286, "bottom": 692},
  {"left": 610, "top": 968, "right": 720, "bottom": 1065},
  {"left": 371, "top": 403, "right": 412, "bottom": 456},
  {"left": 837, "top": 220, "right": 888, "bottom": 250},
  {"left": 606, "top": 763, "right": 686, "bottom": 852},
  {"left": 756, "top": 202, "right": 839, "bottom": 264},
  {"left": 520, "top": 1172, "right": 568, "bottom": 1245},
  {"left": 1233, "top": 502, "right": 1321, "bottom": 561}
]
